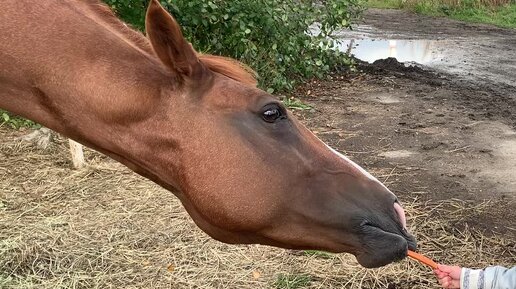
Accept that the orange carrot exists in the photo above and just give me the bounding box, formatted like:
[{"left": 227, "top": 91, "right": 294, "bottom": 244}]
[{"left": 407, "top": 250, "right": 438, "bottom": 269}]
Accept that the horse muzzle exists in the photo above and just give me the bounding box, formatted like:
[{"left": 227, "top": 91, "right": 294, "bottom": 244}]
[{"left": 352, "top": 200, "right": 417, "bottom": 268}]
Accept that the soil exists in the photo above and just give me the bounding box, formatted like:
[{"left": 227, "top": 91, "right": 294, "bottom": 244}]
[
  {"left": 339, "top": 9, "right": 516, "bottom": 87},
  {"left": 294, "top": 9, "right": 516, "bottom": 239},
  {"left": 296, "top": 66, "right": 516, "bottom": 238}
]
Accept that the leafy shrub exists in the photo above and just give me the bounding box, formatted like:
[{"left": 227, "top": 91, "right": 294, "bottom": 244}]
[
  {"left": 104, "top": 0, "right": 362, "bottom": 92},
  {"left": 1, "top": 110, "right": 41, "bottom": 129},
  {"left": 104, "top": 0, "right": 148, "bottom": 30}
]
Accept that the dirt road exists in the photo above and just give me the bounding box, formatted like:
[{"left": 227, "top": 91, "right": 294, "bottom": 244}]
[
  {"left": 310, "top": 9, "right": 516, "bottom": 236},
  {"left": 338, "top": 8, "right": 516, "bottom": 87}
]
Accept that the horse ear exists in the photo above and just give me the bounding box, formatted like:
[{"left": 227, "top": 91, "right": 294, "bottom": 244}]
[{"left": 145, "top": 0, "right": 202, "bottom": 77}]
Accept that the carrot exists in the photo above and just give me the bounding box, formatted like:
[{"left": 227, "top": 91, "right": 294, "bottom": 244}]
[{"left": 407, "top": 250, "right": 438, "bottom": 269}]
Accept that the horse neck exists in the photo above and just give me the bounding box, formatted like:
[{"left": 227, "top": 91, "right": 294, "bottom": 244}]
[{"left": 0, "top": 0, "right": 182, "bottom": 188}]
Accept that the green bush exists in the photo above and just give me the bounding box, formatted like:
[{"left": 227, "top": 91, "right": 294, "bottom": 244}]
[
  {"left": 104, "top": 0, "right": 147, "bottom": 29},
  {"left": 1, "top": 110, "right": 40, "bottom": 129},
  {"left": 104, "top": 0, "right": 362, "bottom": 92}
]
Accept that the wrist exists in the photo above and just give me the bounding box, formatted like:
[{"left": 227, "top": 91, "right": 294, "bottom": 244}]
[{"left": 460, "top": 268, "right": 484, "bottom": 289}]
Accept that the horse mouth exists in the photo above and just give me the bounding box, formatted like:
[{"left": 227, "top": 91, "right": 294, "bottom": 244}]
[{"left": 354, "top": 222, "right": 417, "bottom": 268}]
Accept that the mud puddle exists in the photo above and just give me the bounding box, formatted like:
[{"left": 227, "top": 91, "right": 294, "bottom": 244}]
[
  {"left": 337, "top": 39, "right": 443, "bottom": 65},
  {"left": 335, "top": 9, "right": 516, "bottom": 87}
]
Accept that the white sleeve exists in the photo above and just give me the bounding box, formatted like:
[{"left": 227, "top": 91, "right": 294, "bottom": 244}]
[
  {"left": 483, "top": 266, "right": 516, "bottom": 289},
  {"left": 460, "top": 268, "right": 484, "bottom": 289}
]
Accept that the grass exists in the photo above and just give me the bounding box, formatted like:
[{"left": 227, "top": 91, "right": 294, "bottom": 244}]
[
  {"left": 365, "top": 0, "right": 516, "bottom": 28},
  {"left": 1, "top": 110, "right": 40, "bottom": 129},
  {"left": 303, "top": 250, "right": 334, "bottom": 259},
  {"left": 1, "top": 125, "right": 515, "bottom": 288},
  {"left": 367, "top": 0, "right": 404, "bottom": 9},
  {"left": 281, "top": 97, "right": 312, "bottom": 111},
  {"left": 443, "top": 3, "right": 516, "bottom": 28},
  {"left": 275, "top": 274, "right": 312, "bottom": 289}
]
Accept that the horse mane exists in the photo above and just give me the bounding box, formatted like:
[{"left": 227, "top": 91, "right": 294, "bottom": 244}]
[
  {"left": 199, "top": 54, "right": 258, "bottom": 87},
  {"left": 85, "top": 1, "right": 154, "bottom": 54},
  {"left": 86, "top": 0, "right": 258, "bottom": 87}
]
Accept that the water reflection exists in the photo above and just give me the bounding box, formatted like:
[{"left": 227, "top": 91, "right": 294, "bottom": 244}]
[{"left": 336, "top": 39, "right": 441, "bottom": 64}]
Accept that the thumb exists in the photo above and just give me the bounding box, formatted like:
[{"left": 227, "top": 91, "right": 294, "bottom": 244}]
[
  {"left": 438, "top": 265, "right": 462, "bottom": 279},
  {"left": 438, "top": 264, "right": 454, "bottom": 273}
]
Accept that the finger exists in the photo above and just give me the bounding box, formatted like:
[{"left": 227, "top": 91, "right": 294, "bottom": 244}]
[
  {"left": 438, "top": 264, "right": 462, "bottom": 279},
  {"left": 444, "top": 276, "right": 453, "bottom": 287},
  {"left": 433, "top": 269, "right": 448, "bottom": 279},
  {"left": 439, "top": 276, "right": 450, "bottom": 285},
  {"left": 438, "top": 264, "right": 453, "bottom": 273}
]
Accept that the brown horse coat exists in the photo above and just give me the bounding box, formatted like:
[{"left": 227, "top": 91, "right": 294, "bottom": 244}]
[{"left": 0, "top": 0, "right": 416, "bottom": 268}]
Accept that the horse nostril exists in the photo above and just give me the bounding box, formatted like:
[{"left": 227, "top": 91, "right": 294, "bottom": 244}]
[{"left": 393, "top": 202, "right": 407, "bottom": 230}]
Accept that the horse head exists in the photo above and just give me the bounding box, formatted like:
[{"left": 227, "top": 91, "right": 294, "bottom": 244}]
[{"left": 140, "top": 0, "right": 416, "bottom": 268}]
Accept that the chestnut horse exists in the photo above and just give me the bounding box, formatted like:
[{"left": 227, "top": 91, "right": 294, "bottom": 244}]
[{"left": 0, "top": 0, "right": 416, "bottom": 268}]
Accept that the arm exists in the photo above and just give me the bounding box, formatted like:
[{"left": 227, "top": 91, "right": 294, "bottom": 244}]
[
  {"left": 483, "top": 266, "right": 516, "bottom": 289},
  {"left": 435, "top": 265, "right": 515, "bottom": 289}
]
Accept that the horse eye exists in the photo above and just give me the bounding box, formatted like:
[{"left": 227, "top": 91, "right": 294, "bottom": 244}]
[{"left": 261, "top": 104, "right": 285, "bottom": 123}]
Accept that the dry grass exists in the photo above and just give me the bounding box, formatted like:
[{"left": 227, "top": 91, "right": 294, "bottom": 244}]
[{"left": 1, "top": 126, "right": 514, "bottom": 289}]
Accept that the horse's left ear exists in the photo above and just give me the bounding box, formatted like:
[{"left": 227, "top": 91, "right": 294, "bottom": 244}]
[{"left": 145, "top": 0, "right": 203, "bottom": 77}]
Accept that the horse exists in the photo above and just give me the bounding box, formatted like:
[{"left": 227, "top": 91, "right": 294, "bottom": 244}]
[{"left": 0, "top": 0, "right": 416, "bottom": 268}]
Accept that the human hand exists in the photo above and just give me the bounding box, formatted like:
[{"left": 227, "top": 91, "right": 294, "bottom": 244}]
[{"left": 433, "top": 264, "right": 462, "bottom": 289}]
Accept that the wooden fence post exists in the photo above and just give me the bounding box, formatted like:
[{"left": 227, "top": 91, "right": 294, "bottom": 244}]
[{"left": 68, "top": 139, "right": 85, "bottom": 169}]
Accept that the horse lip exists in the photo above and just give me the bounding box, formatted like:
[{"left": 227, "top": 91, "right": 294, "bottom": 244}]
[
  {"left": 359, "top": 222, "right": 392, "bottom": 237},
  {"left": 359, "top": 221, "right": 417, "bottom": 251},
  {"left": 354, "top": 223, "right": 409, "bottom": 267},
  {"left": 359, "top": 220, "right": 385, "bottom": 231},
  {"left": 394, "top": 202, "right": 407, "bottom": 230}
]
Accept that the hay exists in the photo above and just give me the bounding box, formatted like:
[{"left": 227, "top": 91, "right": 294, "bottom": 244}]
[{"left": 1, "top": 126, "right": 514, "bottom": 289}]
